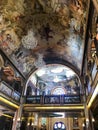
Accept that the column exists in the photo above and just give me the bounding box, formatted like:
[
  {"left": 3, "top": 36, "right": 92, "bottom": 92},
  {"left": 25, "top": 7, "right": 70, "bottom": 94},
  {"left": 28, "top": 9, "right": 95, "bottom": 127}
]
[
  {"left": 89, "top": 110, "right": 95, "bottom": 130},
  {"left": 84, "top": 104, "right": 90, "bottom": 130},
  {"left": 12, "top": 96, "right": 24, "bottom": 130}
]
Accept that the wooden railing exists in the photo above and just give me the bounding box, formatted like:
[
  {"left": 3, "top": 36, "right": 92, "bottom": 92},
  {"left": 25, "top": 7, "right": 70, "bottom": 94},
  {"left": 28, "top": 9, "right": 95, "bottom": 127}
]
[{"left": 26, "top": 95, "right": 81, "bottom": 104}]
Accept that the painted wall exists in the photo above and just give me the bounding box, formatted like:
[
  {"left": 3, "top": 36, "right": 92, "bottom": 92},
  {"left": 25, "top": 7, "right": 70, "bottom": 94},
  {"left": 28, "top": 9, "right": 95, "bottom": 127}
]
[{"left": 38, "top": 116, "right": 84, "bottom": 130}]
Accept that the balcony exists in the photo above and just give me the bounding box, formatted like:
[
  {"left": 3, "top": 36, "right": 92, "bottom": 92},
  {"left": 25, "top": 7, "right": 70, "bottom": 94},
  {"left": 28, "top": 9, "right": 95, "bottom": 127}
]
[
  {"left": 26, "top": 95, "right": 81, "bottom": 104},
  {"left": 0, "top": 81, "right": 21, "bottom": 102}
]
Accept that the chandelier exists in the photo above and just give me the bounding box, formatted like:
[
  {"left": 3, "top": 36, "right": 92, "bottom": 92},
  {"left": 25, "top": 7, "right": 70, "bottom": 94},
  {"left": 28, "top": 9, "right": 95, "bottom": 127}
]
[
  {"left": 21, "top": 30, "right": 38, "bottom": 49},
  {"left": 34, "top": 54, "right": 46, "bottom": 68}
]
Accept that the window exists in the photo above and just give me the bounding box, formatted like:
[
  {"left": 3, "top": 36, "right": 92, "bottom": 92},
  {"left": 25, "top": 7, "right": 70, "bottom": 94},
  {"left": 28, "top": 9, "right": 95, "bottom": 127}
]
[{"left": 53, "top": 122, "right": 66, "bottom": 130}]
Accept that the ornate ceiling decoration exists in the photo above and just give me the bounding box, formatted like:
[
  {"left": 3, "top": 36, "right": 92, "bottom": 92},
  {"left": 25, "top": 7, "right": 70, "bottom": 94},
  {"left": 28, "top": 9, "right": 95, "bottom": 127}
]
[
  {"left": 0, "top": 0, "right": 90, "bottom": 77},
  {"left": 27, "top": 64, "right": 81, "bottom": 96}
]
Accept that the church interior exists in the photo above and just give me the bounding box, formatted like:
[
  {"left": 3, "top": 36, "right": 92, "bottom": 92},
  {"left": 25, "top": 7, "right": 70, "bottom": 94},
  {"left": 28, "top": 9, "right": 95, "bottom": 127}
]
[{"left": 0, "top": 0, "right": 98, "bottom": 130}]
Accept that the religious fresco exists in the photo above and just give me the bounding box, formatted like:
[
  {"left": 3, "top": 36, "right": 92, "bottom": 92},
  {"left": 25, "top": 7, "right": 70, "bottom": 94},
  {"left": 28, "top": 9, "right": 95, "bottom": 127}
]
[
  {"left": 27, "top": 65, "right": 81, "bottom": 96},
  {"left": 0, "top": 0, "right": 90, "bottom": 76},
  {"left": 0, "top": 53, "right": 23, "bottom": 93}
]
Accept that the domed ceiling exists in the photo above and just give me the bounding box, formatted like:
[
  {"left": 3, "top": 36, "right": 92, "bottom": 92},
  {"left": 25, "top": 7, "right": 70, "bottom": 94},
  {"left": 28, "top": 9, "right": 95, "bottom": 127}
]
[{"left": 0, "top": 0, "right": 90, "bottom": 77}]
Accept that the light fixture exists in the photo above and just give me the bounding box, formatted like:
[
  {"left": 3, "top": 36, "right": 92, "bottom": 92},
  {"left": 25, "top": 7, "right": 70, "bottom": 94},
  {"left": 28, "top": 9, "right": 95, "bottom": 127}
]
[
  {"left": 13, "top": 118, "right": 15, "bottom": 121},
  {"left": 62, "top": 124, "right": 65, "bottom": 129},
  {"left": 17, "top": 118, "right": 21, "bottom": 122},
  {"left": 86, "top": 118, "right": 89, "bottom": 127},
  {"left": 74, "top": 117, "right": 78, "bottom": 119},
  {"left": 58, "top": 122, "right": 61, "bottom": 128},
  {"left": 27, "top": 122, "right": 30, "bottom": 126},
  {"left": 86, "top": 118, "right": 89, "bottom": 122},
  {"left": 82, "top": 123, "right": 85, "bottom": 127},
  {"left": 92, "top": 118, "right": 95, "bottom": 122},
  {"left": 31, "top": 122, "right": 34, "bottom": 126},
  {"left": 53, "top": 76, "right": 59, "bottom": 82},
  {"left": 54, "top": 124, "right": 57, "bottom": 129}
]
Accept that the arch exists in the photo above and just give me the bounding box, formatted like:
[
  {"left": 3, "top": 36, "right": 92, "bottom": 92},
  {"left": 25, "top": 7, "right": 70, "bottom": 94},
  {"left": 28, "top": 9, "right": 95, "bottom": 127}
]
[
  {"left": 25, "top": 64, "right": 82, "bottom": 96},
  {"left": 51, "top": 87, "right": 66, "bottom": 95},
  {"left": 28, "top": 57, "right": 80, "bottom": 79},
  {"left": 53, "top": 122, "right": 66, "bottom": 130}
]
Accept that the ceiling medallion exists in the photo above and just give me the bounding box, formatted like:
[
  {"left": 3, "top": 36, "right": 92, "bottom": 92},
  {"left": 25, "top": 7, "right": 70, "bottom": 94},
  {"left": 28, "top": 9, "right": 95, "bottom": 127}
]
[{"left": 21, "top": 30, "right": 37, "bottom": 49}]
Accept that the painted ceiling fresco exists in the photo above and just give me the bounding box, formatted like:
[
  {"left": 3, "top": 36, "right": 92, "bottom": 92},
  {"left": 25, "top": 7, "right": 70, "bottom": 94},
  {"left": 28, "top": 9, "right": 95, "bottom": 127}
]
[
  {"left": 27, "top": 64, "right": 81, "bottom": 96},
  {"left": 0, "top": 54, "right": 23, "bottom": 93},
  {"left": 0, "top": 0, "right": 89, "bottom": 76}
]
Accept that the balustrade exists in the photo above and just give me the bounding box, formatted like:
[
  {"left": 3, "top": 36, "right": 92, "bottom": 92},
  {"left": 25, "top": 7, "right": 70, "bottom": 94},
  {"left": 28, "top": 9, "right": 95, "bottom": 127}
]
[
  {"left": 0, "top": 81, "right": 20, "bottom": 102},
  {"left": 26, "top": 95, "right": 81, "bottom": 104}
]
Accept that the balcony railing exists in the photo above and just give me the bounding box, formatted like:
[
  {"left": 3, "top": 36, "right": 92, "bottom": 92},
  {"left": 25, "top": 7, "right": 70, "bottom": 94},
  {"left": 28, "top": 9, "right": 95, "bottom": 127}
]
[
  {"left": 26, "top": 95, "right": 81, "bottom": 104},
  {"left": 0, "top": 81, "right": 21, "bottom": 102}
]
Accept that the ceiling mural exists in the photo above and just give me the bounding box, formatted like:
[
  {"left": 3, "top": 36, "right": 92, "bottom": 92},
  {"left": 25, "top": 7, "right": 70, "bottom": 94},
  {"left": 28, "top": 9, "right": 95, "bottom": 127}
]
[
  {"left": 27, "top": 64, "right": 81, "bottom": 96},
  {"left": 0, "top": 53, "right": 23, "bottom": 93},
  {"left": 0, "top": 0, "right": 89, "bottom": 76}
]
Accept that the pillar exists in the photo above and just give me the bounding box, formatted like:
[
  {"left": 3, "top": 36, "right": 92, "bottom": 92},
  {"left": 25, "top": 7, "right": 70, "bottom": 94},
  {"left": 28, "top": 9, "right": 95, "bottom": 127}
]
[
  {"left": 89, "top": 110, "right": 95, "bottom": 130},
  {"left": 12, "top": 96, "right": 24, "bottom": 130},
  {"left": 84, "top": 104, "right": 91, "bottom": 130}
]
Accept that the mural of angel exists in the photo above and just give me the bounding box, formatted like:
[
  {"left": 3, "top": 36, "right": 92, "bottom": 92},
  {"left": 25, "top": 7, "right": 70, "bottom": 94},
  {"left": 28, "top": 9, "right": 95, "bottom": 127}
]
[
  {"left": 0, "top": 28, "right": 20, "bottom": 55},
  {"left": 0, "top": 54, "right": 22, "bottom": 93}
]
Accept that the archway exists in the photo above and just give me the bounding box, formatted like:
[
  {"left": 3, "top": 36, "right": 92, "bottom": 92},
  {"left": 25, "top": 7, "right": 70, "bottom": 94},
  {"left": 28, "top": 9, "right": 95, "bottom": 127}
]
[
  {"left": 53, "top": 122, "right": 66, "bottom": 130},
  {"left": 25, "top": 64, "right": 81, "bottom": 96}
]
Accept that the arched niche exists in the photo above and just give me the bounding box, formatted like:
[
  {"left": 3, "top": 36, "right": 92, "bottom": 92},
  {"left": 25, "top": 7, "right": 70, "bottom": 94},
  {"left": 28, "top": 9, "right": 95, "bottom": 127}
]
[{"left": 25, "top": 64, "right": 81, "bottom": 96}]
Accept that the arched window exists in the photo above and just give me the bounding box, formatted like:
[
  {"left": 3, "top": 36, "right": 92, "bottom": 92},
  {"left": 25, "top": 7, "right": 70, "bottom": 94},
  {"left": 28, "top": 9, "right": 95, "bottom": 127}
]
[
  {"left": 53, "top": 122, "right": 66, "bottom": 130},
  {"left": 51, "top": 87, "right": 66, "bottom": 95}
]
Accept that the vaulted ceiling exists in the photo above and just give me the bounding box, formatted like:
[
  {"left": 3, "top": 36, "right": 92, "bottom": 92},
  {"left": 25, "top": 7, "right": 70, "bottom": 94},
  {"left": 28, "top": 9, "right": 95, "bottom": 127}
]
[
  {"left": 27, "top": 64, "right": 81, "bottom": 96},
  {"left": 0, "top": 0, "right": 90, "bottom": 79}
]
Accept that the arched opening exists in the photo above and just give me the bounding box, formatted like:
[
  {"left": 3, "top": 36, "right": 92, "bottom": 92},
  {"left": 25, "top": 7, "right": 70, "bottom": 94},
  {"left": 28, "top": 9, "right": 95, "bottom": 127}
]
[
  {"left": 25, "top": 64, "right": 81, "bottom": 97},
  {"left": 53, "top": 122, "right": 66, "bottom": 130}
]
